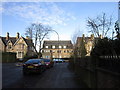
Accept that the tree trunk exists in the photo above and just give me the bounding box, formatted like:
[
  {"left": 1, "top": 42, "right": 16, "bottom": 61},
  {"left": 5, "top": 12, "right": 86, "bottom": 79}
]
[{"left": 37, "top": 52, "right": 42, "bottom": 59}]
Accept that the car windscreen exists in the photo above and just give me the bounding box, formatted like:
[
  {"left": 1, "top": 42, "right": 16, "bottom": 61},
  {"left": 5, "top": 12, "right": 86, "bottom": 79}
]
[
  {"left": 25, "top": 59, "right": 40, "bottom": 64},
  {"left": 43, "top": 59, "right": 50, "bottom": 62}
]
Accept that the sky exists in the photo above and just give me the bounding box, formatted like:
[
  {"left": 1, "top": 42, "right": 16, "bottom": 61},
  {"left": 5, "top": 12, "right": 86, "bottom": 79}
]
[{"left": 0, "top": 1, "right": 118, "bottom": 41}]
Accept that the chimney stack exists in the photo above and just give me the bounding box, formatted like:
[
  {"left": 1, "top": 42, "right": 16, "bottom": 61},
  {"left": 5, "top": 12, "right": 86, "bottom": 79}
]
[
  {"left": 91, "top": 34, "right": 94, "bottom": 40},
  {"left": 82, "top": 34, "right": 85, "bottom": 38},
  {"left": 99, "top": 34, "right": 103, "bottom": 39},
  {"left": 26, "top": 36, "right": 30, "bottom": 39},
  {"left": 6, "top": 32, "right": 9, "bottom": 40},
  {"left": 16, "top": 32, "right": 20, "bottom": 39}
]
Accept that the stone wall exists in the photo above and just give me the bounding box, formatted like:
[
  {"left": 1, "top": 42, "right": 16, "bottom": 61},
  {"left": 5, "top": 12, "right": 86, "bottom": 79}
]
[
  {"left": 73, "top": 57, "right": 120, "bottom": 88},
  {"left": 97, "top": 68, "right": 120, "bottom": 88}
]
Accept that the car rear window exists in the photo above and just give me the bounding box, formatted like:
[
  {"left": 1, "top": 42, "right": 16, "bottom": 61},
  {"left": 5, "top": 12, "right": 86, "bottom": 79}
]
[{"left": 25, "top": 59, "right": 40, "bottom": 64}]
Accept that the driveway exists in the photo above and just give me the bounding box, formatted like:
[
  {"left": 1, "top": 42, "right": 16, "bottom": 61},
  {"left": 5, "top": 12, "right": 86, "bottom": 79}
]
[{"left": 2, "top": 62, "right": 87, "bottom": 88}]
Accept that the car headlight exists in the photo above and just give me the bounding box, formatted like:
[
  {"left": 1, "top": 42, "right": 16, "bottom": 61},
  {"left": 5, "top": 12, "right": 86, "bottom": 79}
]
[{"left": 46, "top": 64, "right": 49, "bottom": 65}]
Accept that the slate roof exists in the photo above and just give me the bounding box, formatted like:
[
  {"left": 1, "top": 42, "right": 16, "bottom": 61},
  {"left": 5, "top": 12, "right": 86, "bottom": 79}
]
[
  {"left": 0, "top": 37, "right": 18, "bottom": 46},
  {"left": 76, "top": 36, "right": 99, "bottom": 46},
  {"left": 43, "top": 40, "right": 73, "bottom": 49},
  {"left": 22, "top": 37, "right": 34, "bottom": 46},
  {"left": 0, "top": 36, "right": 34, "bottom": 46},
  {"left": 44, "top": 40, "right": 72, "bottom": 45}
]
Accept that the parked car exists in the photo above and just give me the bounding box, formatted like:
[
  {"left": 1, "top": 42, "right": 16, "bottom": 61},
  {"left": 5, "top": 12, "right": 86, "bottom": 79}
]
[
  {"left": 23, "top": 59, "right": 46, "bottom": 75},
  {"left": 43, "top": 59, "right": 54, "bottom": 68},
  {"left": 53, "top": 59, "right": 65, "bottom": 63}
]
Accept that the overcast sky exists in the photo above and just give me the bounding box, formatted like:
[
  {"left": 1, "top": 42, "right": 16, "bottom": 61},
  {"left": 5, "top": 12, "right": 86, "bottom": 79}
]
[{"left": 0, "top": 1, "right": 118, "bottom": 40}]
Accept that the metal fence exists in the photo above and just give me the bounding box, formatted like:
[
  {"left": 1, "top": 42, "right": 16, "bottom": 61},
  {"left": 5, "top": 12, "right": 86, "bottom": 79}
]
[
  {"left": 75, "top": 56, "right": 120, "bottom": 73},
  {"left": 97, "top": 56, "right": 120, "bottom": 73}
]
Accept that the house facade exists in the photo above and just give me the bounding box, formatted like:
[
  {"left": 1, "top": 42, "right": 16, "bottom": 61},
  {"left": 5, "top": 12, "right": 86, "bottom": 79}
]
[
  {"left": 75, "top": 34, "right": 98, "bottom": 56},
  {"left": 42, "top": 40, "right": 73, "bottom": 59},
  {"left": 0, "top": 32, "right": 35, "bottom": 59}
]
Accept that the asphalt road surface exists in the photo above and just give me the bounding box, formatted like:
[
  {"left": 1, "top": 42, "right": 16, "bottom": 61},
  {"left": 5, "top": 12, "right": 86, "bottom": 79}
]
[{"left": 2, "top": 62, "right": 87, "bottom": 88}]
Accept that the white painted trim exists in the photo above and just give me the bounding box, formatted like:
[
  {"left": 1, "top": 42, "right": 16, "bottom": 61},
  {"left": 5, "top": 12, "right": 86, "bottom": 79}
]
[{"left": 13, "top": 37, "right": 27, "bottom": 47}]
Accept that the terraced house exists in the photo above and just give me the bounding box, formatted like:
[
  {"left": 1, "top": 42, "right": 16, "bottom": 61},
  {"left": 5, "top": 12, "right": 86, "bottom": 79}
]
[
  {"left": 0, "top": 32, "right": 35, "bottom": 59},
  {"left": 42, "top": 40, "right": 73, "bottom": 59}
]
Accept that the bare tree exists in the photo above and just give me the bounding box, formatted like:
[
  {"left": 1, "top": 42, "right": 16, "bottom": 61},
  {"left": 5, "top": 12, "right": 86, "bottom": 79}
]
[
  {"left": 87, "top": 13, "right": 113, "bottom": 38},
  {"left": 71, "top": 30, "right": 82, "bottom": 45},
  {"left": 115, "top": 20, "right": 120, "bottom": 39},
  {"left": 25, "top": 23, "right": 52, "bottom": 58}
]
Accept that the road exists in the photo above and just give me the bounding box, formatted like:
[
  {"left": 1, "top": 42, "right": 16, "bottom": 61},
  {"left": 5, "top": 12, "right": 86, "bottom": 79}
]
[{"left": 2, "top": 62, "right": 87, "bottom": 88}]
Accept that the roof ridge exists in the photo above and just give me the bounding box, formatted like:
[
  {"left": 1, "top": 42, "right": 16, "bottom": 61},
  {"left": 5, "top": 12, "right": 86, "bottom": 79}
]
[{"left": 44, "top": 40, "right": 71, "bottom": 41}]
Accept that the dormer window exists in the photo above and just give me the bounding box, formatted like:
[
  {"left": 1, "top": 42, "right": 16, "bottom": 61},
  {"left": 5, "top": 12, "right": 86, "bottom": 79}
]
[
  {"left": 7, "top": 42, "right": 12, "bottom": 49},
  {"left": 46, "top": 46, "right": 48, "bottom": 48},
  {"left": 59, "top": 46, "right": 62, "bottom": 48},
  {"left": 8, "top": 45, "right": 12, "bottom": 49},
  {"left": 22, "top": 44, "right": 25, "bottom": 49},
  {"left": 63, "top": 46, "right": 66, "bottom": 48},
  {"left": 52, "top": 46, "right": 55, "bottom": 49}
]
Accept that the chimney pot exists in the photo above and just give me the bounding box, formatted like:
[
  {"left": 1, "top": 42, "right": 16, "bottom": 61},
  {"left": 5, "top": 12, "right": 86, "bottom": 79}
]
[
  {"left": 26, "top": 36, "right": 30, "bottom": 39},
  {"left": 6, "top": 32, "right": 9, "bottom": 40},
  {"left": 16, "top": 32, "right": 20, "bottom": 39}
]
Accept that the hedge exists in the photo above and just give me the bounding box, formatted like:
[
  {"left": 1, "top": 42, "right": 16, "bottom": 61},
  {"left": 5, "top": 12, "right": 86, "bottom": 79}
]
[{"left": 2, "top": 52, "right": 16, "bottom": 63}]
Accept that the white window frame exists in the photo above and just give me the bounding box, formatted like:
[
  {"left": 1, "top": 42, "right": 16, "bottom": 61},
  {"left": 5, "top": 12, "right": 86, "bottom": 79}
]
[
  {"left": 17, "top": 51, "right": 24, "bottom": 58},
  {"left": 45, "top": 46, "right": 48, "bottom": 48},
  {"left": 52, "top": 46, "right": 55, "bottom": 49},
  {"left": 52, "top": 50, "right": 55, "bottom": 53},
  {"left": 59, "top": 46, "right": 62, "bottom": 48},
  {"left": 46, "top": 50, "right": 50, "bottom": 52},
  {"left": 59, "top": 55, "right": 62, "bottom": 58},
  {"left": 63, "top": 46, "right": 66, "bottom": 49}
]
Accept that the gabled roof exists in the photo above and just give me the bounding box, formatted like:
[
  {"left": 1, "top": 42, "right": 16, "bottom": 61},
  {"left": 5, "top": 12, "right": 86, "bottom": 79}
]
[
  {"left": 0, "top": 37, "right": 18, "bottom": 46},
  {"left": 13, "top": 37, "right": 34, "bottom": 46},
  {"left": 43, "top": 40, "right": 73, "bottom": 49},
  {"left": 23, "top": 37, "right": 34, "bottom": 46},
  {"left": 76, "top": 36, "right": 99, "bottom": 46},
  {"left": 0, "top": 36, "right": 34, "bottom": 47}
]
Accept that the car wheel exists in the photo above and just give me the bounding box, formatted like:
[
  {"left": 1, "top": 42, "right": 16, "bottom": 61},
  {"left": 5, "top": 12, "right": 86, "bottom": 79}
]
[{"left": 38, "top": 67, "right": 42, "bottom": 74}]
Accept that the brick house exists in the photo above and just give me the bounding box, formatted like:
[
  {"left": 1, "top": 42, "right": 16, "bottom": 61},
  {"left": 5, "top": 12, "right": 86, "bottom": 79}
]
[
  {"left": 42, "top": 40, "right": 73, "bottom": 59},
  {"left": 0, "top": 32, "right": 35, "bottom": 59}
]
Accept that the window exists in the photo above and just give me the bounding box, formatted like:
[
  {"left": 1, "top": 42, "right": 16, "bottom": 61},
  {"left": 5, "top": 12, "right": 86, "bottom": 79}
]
[
  {"left": 46, "top": 50, "right": 50, "bottom": 52},
  {"left": 17, "top": 43, "right": 25, "bottom": 49},
  {"left": 50, "top": 50, "right": 52, "bottom": 53},
  {"left": 45, "top": 46, "right": 48, "bottom": 48},
  {"left": 59, "top": 56, "right": 62, "bottom": 58},
  {"left": 46, "top": 56, "right": 50, "bottom": 59},
  {"left": 18, "top": 52, "right": 21, "bottom": 57},
  {"left": 52, "top": 46, "right": 55, "bottom": 49},
  {"left": 52, "top": 50, "right": 55, "bottom": 53},
  {"left": 64, "top": 56, "right": 67, "bottom": 58},
  {"left": 63, "top": 46, "right": 66, "bottom": 49},
  {"left": 59, "top": 46, "right": 62, "bottom": 48},
  {"left": 8, "top": 45, "right": 12, "bottom": 49},
  {"left": 42, "top": 50, "right": 44, "bottom": 53},
  {"left": 17, "top": 52, "right": 24, "bottom": 58},
  {"left": 64, "top": 50, "right": 67, "bottom": 53},
  {"left": 57, "top": 50, "right": 61, "bottom": 53},
  {"left": 67, "top": 50, "right": 69, "bottom": 53},
  {"left": 22, "top": 44, "right": 25, "bottom": 49}
]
